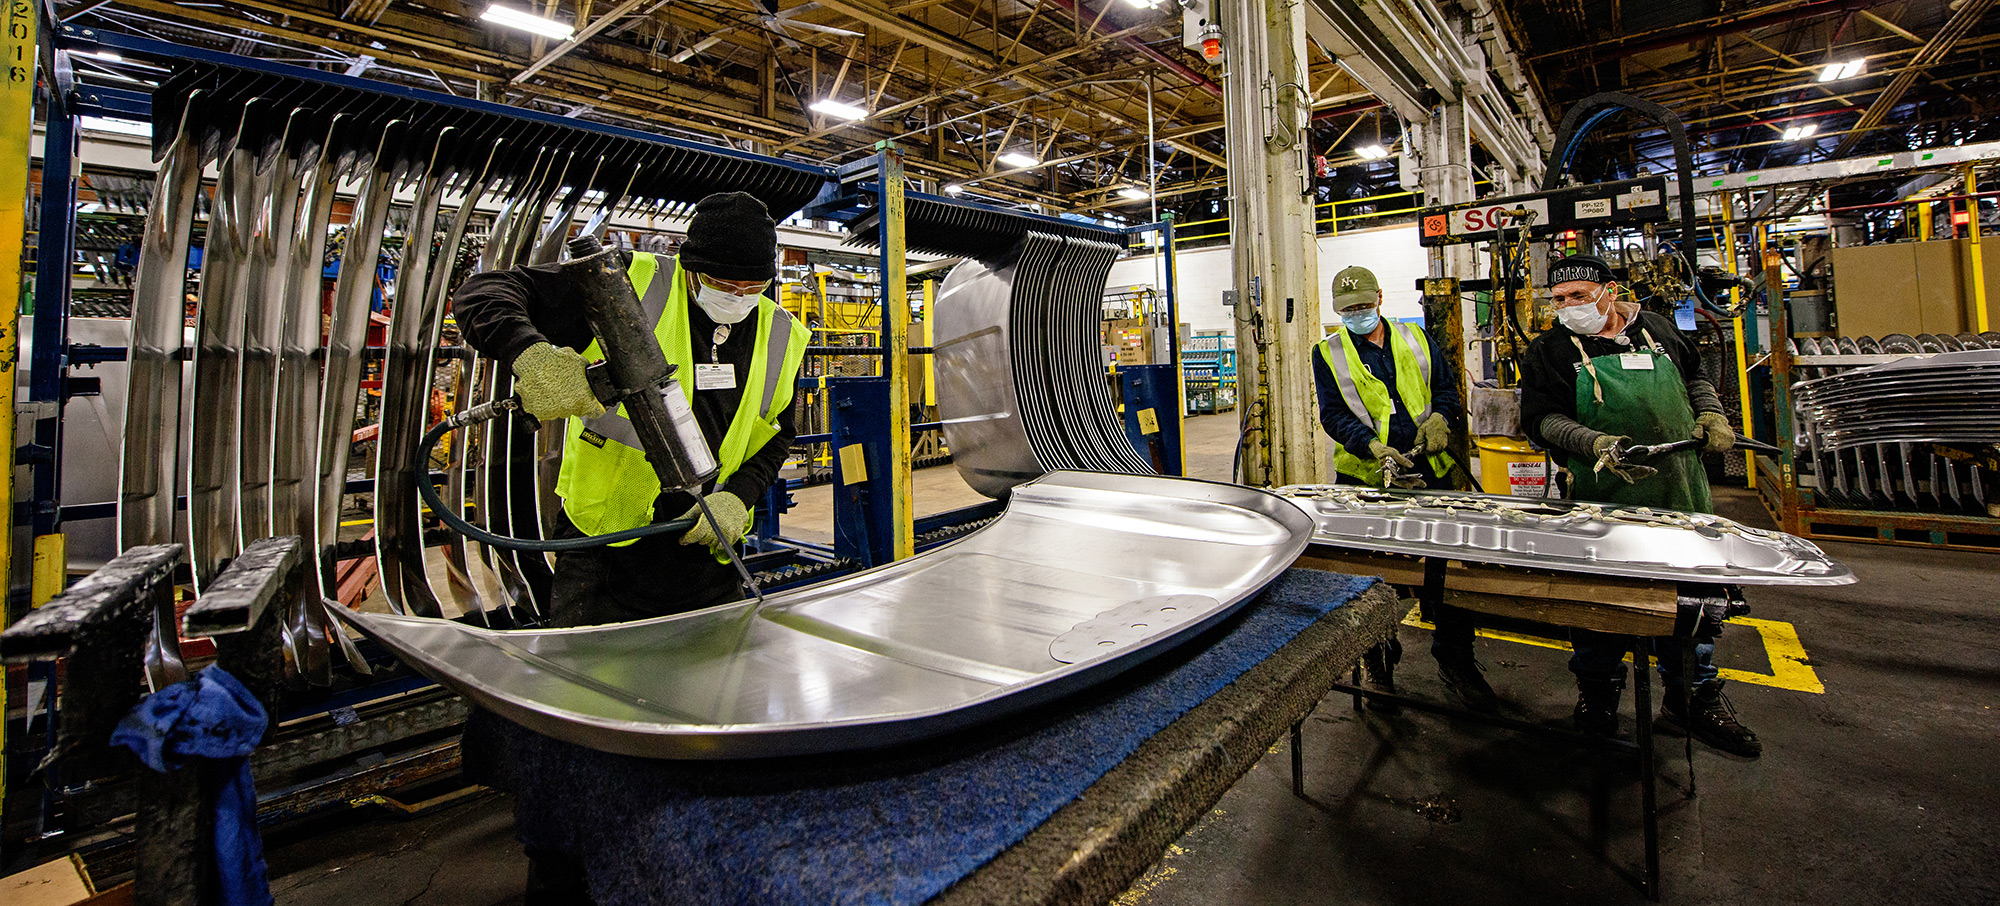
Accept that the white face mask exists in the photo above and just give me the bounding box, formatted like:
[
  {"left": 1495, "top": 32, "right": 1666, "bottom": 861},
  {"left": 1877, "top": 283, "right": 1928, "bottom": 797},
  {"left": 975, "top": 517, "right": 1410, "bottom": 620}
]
[
  {"left": 694, "top": 280, "right": 762, "bottom": 324},
  {"left": 1557, "top": 288, "right": 1610, "bottom": 335}
]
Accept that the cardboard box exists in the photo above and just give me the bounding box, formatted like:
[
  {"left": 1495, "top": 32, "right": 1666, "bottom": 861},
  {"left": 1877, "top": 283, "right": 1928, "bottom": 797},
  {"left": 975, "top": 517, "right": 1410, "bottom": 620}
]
[
  {"left": 2, "top": 857, "right": 94, "bottom": 906},
  {"left": 1831, "top": 238, "right": 1998, "bottom": 338}
]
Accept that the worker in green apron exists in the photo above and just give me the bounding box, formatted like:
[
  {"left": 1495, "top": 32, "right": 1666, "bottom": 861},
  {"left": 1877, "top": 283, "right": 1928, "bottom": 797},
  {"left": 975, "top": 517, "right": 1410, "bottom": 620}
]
[{"left": 1521, "top": 255, "right": 1760, "bottom": 758}]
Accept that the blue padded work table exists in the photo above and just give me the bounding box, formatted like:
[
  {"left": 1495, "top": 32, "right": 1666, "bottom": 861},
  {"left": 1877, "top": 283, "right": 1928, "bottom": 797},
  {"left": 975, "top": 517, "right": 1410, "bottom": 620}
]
[{"left": 470, "top": 567, "right": 1402, "bottom": 906}]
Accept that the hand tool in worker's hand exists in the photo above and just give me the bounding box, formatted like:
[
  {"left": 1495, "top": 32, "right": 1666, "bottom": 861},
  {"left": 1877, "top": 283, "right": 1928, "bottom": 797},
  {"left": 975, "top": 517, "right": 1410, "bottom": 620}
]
[
  {"left": 1380, "top": 446, "right": 1429, "bottom": 489},
  {"left": 1620, "top": 434, "right": 1784, "bottom": 462}
]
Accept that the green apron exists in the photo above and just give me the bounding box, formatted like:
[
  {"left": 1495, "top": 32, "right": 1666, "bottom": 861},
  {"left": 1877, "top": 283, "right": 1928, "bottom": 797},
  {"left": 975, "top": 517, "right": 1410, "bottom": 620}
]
[{"left": 1565, "top": 328, "right": 1713, "bottom": 513}]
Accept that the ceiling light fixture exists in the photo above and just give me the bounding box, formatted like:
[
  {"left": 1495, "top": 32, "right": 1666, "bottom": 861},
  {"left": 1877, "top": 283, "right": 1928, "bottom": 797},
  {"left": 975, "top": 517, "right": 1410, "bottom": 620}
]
[
  {"left": 1783, "top": 123, "right": 1819, "bottom": 141},
  {"left": 480, "top": 4, "right": 576, "bottom": 41},
  {"left": 1124, "top": 0, "right": 1164, "bottom": 7},
  {"left": 997, "top": 151, "right": 1040, "bottom": 168},
  {"left": 1117, "top": 186, "right": 1150, "bottom": 200},
  {"left": 1356, "top": 144, "right": 1390, "bottom": 160},
  {"left": 944, "top": 184, "right": 965, "bottom": 195},
  {"left": 1817, "top": 59, "right": 1864, "bottom": 82},
  {"left": 809, "top": 98, "right": 868, "bottom": 121}
]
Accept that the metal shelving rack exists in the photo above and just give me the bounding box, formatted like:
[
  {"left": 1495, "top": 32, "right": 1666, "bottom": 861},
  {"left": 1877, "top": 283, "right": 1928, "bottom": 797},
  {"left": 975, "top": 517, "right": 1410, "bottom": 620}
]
[
  {"left": 1181, "top": 331, "right": 1237, "bottom": 414},
  {"left": 1756, "top": 250, "right": 2000, "bottom": 551}
]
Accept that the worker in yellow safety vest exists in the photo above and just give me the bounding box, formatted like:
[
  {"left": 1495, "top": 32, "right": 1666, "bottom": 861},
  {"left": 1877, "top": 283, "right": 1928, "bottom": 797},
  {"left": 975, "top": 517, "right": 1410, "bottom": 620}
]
[
  {"left": 1311, "top": 265, "right": 1496, "bottom": 713},
  {"left": 453, "top": 191, "right": 809, "bottom": 628}
]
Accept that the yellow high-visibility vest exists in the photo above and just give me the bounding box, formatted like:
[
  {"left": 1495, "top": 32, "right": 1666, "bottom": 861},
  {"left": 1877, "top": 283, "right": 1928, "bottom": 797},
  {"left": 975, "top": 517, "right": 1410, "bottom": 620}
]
[
  {"left": 1317, "top": 320, "right": 1457, "bottom": 486},
  {"left": 555, "top": 252, "right": 808, "bottom": 553}
]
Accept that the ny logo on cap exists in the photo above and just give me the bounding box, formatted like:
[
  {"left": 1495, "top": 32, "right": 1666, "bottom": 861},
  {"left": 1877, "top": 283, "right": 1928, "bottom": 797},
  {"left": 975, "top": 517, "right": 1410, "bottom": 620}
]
[{"left": 1340, "top": 276, "right": 1360, "bottom": 289}]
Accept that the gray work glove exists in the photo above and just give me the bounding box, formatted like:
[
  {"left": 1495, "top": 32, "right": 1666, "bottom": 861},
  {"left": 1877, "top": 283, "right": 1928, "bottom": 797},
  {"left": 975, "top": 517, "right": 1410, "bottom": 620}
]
[
  {"left": 511, "top": 341, "right": 604, "bottom": 421},
  {"left": 678, "top": 491, "right": 749, "bottom": 557},
  {"left": 1694, "top": 411, "right": 1735, "bottom": 454},
  {"left": 1591, "top": 433, "right": 1631, "bottom": 475},
  {"left": 1414, "top": 412, "right": 1452, "bottom": 455},
  {"left": 1368, "top": 441, "right": 1416, "bottom": 470}
]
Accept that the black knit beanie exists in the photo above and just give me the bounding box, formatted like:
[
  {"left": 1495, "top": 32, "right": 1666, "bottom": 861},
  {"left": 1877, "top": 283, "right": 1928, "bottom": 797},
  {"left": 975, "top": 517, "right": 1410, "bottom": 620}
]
[
  {"left": 678, "top": 191, "right": 779, "bottom": 281},
  {"left": 1548, "top": 254, "right": 1615, "bottom": 286}
]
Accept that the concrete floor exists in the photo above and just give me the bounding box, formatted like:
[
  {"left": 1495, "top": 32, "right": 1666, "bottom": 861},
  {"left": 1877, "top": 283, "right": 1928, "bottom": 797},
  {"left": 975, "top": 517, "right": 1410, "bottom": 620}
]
[{"left": 268, "top": 413, "right": 2000, "bottom": 904}]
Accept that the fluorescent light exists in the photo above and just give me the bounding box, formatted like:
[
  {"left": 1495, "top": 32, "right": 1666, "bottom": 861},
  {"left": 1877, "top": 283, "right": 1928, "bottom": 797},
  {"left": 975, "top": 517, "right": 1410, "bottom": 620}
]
[
  {"left": 480, "top": 4, "right": 575, "bottom": 40},
  {"left": 997, "top": 151, "right": 1040, "bottom": 168},
  {"left": 79, "top": 116, "right": 151, "bottom": 138},
  {"left": 943, "top": 184, "right": 965, "bottom": 195},
  {"left": 75, "top": 49, "right": 122, "bottom": 63},
  {"left": 809, "top": 98, "right": 868, "bottom": 121},
  {"left": 1783, "top": 123, "right": 1819, "bottom": 141},
  {"left": 1818, "top": 59, "right": 1864, "bottom": 82},
  {"left": 1124, "top": 0, "right": 1163, "bottom": 7},
  {"left": 1356, "top": 144, "right": 1389, "bottom": 160},
  {"left": 1117, "top": 186, "right": 1150, "bottom": 200}
]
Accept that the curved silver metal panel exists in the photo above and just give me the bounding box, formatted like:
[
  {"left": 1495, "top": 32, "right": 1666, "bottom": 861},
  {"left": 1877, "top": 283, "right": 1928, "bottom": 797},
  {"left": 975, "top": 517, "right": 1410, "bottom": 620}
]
[
  {"left": 933, "top": 231, "right": 1150, "bottom": 498},
  {"left": 336, "top": 471, "right": 1313, "bottom": 759},
  {"left": 933, "top": 258, "right": 1041, "bottom": 498},
  {"left": 1278, "top": 485, "right": 1855, "bottom": 586}
]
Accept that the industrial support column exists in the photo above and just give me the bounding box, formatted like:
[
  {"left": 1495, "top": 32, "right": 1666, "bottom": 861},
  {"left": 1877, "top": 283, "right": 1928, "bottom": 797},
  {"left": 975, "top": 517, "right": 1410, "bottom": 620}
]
[
  {"left": 1967, "top": 163, "right": 1989, "bottom": 332},
  {"left": 0, "top": 0, "right": 37, "bottom": 841},
  {"left": 1722, "top": 196, "right": 1755, "bottom": 488},
  {"left": 1412, "top": 98, "right": 1479, "bottom": 475},
  {"left": 1220, "top": 0, "right": 1324, "bottom": 487},
  {"left": 877, "top": 141, "right": 914, "bottom": 561}
]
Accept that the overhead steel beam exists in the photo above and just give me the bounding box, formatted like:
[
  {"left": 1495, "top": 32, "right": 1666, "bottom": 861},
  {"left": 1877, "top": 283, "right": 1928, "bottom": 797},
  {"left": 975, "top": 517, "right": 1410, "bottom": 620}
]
[
  {"left": 512, "top": 0, "right": 659, "bottom": 85},
  {"left": 1830, "top": 0, "right": 1996, "bottom": 157},
  {"left": 1043, "top": 0, "right": 1221, "bottom": 97},
  {"left": 772, "top": 21, "right": 1156, "bottom": 152},
  {"left": 1303, "top": 0, "right": 1429, "bottom": 123},
  {"left": 1547, "top": 0, "right": 1899, "bottom": 66}
]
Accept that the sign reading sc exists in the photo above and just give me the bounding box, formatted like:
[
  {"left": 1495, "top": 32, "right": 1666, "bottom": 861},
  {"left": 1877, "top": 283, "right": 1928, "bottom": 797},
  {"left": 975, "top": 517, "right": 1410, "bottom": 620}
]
[{"left": 1443, "top": 197, "right": 1551, "bottom": 236}]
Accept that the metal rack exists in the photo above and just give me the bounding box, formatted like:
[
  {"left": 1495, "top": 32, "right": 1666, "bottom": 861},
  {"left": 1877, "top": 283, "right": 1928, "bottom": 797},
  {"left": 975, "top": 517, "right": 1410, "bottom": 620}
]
[{"left": 1755, "top": 251, "right": 2000, "bottom": 551}]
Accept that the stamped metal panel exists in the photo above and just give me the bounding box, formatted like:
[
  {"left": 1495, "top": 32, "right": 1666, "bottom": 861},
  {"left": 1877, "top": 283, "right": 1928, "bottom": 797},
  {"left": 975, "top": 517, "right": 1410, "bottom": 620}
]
[
  {"left": 336, "top": 471, "right": 1313, "bottom": 759},
  {"left": 1278, "top": 485, "right": 1855, "bottom": 586},
  {"left": 933, "top": 257, "right": 1041, "bottom": 498}
]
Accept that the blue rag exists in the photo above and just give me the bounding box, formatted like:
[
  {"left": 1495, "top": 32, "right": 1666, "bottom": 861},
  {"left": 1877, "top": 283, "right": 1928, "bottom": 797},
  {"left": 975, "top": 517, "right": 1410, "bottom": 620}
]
[
  {"left": 111, "top": 667, "right": 273, "bottom": 906},
  {"left": 486, "top": 568, "right": 1377, "bottom": 905}
]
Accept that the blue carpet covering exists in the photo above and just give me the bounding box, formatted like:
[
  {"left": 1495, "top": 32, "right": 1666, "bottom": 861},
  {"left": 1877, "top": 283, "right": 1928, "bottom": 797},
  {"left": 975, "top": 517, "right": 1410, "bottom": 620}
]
[{"left": 482, "top": 567, "right": 1376, "bottom": 905}]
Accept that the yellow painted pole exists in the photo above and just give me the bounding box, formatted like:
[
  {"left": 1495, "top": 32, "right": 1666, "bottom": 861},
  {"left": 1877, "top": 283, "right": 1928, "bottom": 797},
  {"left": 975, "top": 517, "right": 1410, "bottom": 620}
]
[
  {"left": 1916, "top": 201, "right": 1932, "bottom": 240},
  {"left": 1721, "top": 198, "right": 1756, "bottom": 488},
  {"left": 1967, "top": 164, "right": 1989, "bottom": 332},
  {"left": 0, "top": 0, "right": 38, "bottom": 826},
  {"left": 878, "top": 142, "right": 913, "bottom": 561},
  {"left": 921, "top": 278, "right": 935, "bottom": 408}
]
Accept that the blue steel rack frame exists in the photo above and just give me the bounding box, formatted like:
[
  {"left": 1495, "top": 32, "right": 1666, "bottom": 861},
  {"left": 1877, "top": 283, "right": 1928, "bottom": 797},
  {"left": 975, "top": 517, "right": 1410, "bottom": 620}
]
[
  {"left": 16, "top": 19, "right": 834, "bottom": 568},
  {"left": 23, "top": 18, "right": 1189, "bottom": 592},
  {"left": 746, "top": 210, "right": 1186, "bottom": 576}
]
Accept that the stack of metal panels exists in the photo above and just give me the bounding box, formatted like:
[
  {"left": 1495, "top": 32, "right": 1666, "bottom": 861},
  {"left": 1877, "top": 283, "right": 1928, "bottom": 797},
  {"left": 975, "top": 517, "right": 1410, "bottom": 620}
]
[
  {"left": 116, "top": 56, "right": 830, "bottom": 677},
  {"left": 934, "top": 231, "right": 1152, "bottom": 498},
  {"left": 1791, "top": 347, "right": 1999, "bottom": 513}
]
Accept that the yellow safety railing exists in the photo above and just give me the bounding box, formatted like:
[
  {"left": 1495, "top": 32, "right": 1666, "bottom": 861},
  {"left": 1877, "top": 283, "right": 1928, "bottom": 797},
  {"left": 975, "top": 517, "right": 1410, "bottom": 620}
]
[{"left": 1164, "top": 189, "right": 1431, "bottom": 249}]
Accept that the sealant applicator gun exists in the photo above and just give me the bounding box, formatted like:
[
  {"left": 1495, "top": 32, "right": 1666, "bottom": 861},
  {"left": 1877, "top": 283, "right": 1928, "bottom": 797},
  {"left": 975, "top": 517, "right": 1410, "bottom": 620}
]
[{"left": 416, "top": 235, "right": 767, "bottom": 607}]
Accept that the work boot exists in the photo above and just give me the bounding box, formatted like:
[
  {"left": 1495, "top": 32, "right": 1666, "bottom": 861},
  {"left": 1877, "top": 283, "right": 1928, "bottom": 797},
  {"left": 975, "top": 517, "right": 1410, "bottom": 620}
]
[
  {"left": 1658, "top": 680, "right": 1763, "bottom": 758},
  {"left": 1361, "top": 639, "right": 1402, "bottom": 712},
  {"left": 1435, "top": 654, "right": 1499, "bottom": 714},
  {"left": 1573, "top": 676, "right": 1625, "bottom": 737}
]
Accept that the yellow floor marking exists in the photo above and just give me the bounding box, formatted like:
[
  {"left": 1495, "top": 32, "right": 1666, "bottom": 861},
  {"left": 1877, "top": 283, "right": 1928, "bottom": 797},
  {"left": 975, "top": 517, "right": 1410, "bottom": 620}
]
[{"left": 1399, "top": 606, "right": 1824, "bottom": 694}]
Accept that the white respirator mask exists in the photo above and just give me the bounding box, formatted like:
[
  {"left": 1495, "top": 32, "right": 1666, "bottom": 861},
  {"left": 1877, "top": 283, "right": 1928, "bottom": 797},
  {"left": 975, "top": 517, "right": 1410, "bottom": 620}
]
[
  {"left": 1557, "top": 288, "right": 1611, "bottom": 336},
  {"left": 694, "top": 280, "right": 762, "bottom": 324}
]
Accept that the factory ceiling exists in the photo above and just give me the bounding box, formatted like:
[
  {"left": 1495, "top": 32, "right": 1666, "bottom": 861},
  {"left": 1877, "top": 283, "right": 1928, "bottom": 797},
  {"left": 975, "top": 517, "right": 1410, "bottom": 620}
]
[{"left": 56, "top": 0, "right": 1999, "bottom": 219}]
